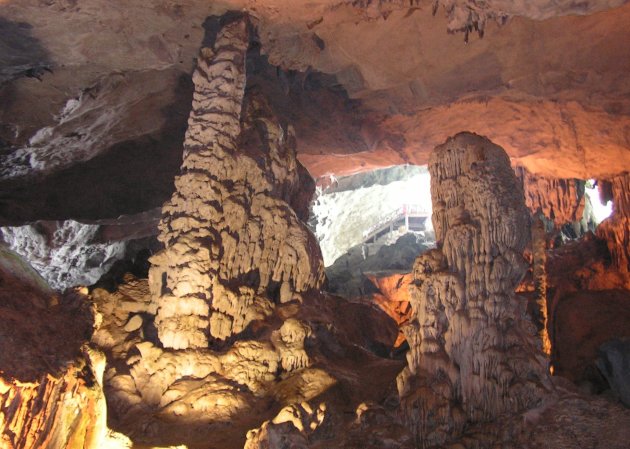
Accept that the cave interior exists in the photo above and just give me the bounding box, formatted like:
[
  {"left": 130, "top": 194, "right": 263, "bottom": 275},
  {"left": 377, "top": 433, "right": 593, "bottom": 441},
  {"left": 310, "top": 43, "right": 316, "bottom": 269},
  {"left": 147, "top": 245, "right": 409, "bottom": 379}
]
[{"left": 1, "top": 1, "right": 630, "bottom": 449}]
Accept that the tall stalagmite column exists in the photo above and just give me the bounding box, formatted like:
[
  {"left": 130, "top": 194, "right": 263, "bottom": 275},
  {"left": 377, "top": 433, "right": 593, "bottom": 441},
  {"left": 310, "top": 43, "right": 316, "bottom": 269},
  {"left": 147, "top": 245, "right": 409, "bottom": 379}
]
[
  {"left": 148, "top": 15, "right": 324, "bottom": 350},
  {"left": 398, "top": 132, "right": 552, "bottom": 447}
]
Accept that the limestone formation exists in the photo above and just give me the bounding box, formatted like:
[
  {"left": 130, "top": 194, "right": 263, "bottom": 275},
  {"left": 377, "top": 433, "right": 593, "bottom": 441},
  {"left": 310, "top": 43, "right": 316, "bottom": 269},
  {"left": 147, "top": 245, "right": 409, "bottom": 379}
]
[
  {"left": 244, "top": 402, "right": 326, "bottom": 449},
  {"left": 148, "top": 15, "right": 324, "bottom": 350},
  {"left": 531, "top": 215, "right": 551, "bottom": 356},
  {"left": 0, "top": 246, "right": 126, "bottom": 449},
  {"left": 515, "top": 166, "right": 586, "bottom": 227},
  {"left": 85, "top": 15, "right": 331, "bottom": 447},
  {"left": 597, "top": 173, "right": 630, "bottom": 272},
  {"left": 397, "top": 132, "right": 553, "bottom": 447},
  {"left": 0, "top": 220, "right": 126, "bottom": 291}
]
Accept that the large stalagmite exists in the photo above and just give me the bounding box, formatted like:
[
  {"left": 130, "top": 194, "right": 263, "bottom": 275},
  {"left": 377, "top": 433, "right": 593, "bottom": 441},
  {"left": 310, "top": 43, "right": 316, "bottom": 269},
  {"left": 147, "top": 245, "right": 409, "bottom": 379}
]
[
  {"left": 94, "top": 14, "right": 330, "bottom": 447},
  {"left": 148, "top": 15, "right": 324, "bottom": 350},
  {"left": 397, "top": 132, "right": 552, "bottom": 447}
]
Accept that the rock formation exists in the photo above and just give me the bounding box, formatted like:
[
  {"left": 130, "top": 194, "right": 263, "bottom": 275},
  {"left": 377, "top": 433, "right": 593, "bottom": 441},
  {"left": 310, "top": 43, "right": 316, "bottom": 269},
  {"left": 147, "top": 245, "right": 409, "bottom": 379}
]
[
  {"left": 148, "top": 14, "right": 324, "bottom": 349},
  {"left": 0, "top": 246, "right": 124, "bottom": 449},
  {"left": 531, "top": 215, "right": 552, "bottom": 356},
  {"left": 515, "top": 166, "right": 586, "bottom": 227},
  {"left": 597, "top": 173, "right": 630, "bottom": 272},
  {"left": 86, "top": 15, "right": 332, "bottom": 448},
  {"left": 397, "top": 132, "right": 552, "bottom": 447},
  {"left": 0, "top": 220, "right": 126, "bottom": 290}
]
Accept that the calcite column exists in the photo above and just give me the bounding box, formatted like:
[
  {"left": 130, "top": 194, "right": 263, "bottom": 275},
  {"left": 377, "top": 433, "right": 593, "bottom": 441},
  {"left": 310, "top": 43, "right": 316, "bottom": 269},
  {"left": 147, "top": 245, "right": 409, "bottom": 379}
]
[
  {"left": 397, "top": 132, "right": 551, "bottom": 447},
  {"left": 596, "top": 173, "right": 630, "bottom": 272},
  {"left": 149, "top": 15, "right": 324, "bottom": 350}
]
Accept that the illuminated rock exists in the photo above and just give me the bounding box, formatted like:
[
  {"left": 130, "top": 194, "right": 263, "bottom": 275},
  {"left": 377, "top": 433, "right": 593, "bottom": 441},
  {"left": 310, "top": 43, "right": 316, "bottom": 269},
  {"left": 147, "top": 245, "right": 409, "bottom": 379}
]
[{"left": 148, "top": 15, "right": 324, "bottom": 349}]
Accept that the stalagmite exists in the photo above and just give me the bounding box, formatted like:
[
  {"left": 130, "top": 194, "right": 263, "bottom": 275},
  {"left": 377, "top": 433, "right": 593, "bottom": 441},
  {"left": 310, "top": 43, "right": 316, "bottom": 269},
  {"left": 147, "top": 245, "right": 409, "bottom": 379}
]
[
  {"left": 597, "top": 173, "right": 630, "bottom": 273},
  {"left": 148, "top": 15, "right": 324, "bottom": 350},
  {"left": 397, "top": 132, "right": 552, "bottom": 447},
  {"left": 94, "top": 15, "right": 329, "bottom": 446}
]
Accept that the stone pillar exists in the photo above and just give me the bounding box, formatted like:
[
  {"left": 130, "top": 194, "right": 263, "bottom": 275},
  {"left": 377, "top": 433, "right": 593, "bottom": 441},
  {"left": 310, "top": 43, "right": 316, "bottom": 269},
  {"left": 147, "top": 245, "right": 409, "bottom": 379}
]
[
  {"left": 398, "top": 132, "right": 552, "bottom": 447},
  {"left": 148, "top": 15, "right": 324, "bottom": 350}
]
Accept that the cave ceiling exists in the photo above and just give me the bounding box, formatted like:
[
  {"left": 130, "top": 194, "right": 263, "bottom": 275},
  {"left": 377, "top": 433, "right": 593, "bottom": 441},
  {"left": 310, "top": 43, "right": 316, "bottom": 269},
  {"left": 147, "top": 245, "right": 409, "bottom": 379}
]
[{"left": 1, "top": 0, "right": 630, "bottom": 222}]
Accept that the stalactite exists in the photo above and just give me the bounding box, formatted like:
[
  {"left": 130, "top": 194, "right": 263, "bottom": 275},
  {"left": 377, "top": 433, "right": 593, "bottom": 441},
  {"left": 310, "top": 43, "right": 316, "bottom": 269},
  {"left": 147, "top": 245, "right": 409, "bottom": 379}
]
[
  {"left": 596, "top": 172, "right": 630, "bottom": 272},
  {"left": 398, "top": 132, "right": 553, "bottom": 447}
]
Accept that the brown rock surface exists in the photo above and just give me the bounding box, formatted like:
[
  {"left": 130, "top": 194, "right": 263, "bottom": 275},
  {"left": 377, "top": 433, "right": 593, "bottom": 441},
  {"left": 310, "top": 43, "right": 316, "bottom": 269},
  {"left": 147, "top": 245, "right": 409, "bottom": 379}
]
[
  {"left": 554, "top": 289, "right": 630, "bottom": 385},
  {"left": 516, "top": 166, "right": 586, "bottom": 225},
  {"left": 597, "top": 173, "right": 630, "bottom": 273}
]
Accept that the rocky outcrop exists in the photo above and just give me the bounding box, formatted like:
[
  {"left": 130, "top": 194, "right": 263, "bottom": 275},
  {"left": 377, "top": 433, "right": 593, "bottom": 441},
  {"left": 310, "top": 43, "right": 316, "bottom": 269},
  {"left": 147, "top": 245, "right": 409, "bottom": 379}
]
[
  {"left": 148, "top": 15, "right": 324, "bottom": 350},
  {"left": 596, "top": 172, "right": 630, "bottom": 272},
  {"left": 397, "top": 132, "right": 552, "bottom": 447}
]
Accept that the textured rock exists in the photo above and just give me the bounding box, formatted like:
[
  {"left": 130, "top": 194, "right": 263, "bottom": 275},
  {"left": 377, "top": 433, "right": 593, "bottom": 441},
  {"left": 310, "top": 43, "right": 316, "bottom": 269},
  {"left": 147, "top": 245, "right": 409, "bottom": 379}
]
[
  {"left": 515, "top": 166, "right": 586, "bottom": 226},
  {"left": 596, "top": 173, "right": 630, "bottom": 272},
  {"left": 0, "top": 246, "right": 125, "bottom": 449},
  {"left": 0, "top": 220, "right": 126, "bottom": 290},
  {"left": 397, "top": 132, "right": 552, "bottom": 446},
  {"left": 85, "top": 17, "right": 332, "bottom": 449},
  {"left": 2, "top": 1, "right": 630, "bottom": 228},
  {"left": 148, "top": 15, "right": 324, "bottom": 349},
  {"left": 244, "top": 402, "right": 326, "bottom": 449}
]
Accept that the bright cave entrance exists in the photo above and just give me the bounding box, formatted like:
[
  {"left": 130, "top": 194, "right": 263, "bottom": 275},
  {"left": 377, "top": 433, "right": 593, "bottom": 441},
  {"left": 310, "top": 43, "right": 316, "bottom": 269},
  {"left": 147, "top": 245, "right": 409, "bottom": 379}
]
[{"left": 309, "top": 165, "right": 435, "bottom": 295}]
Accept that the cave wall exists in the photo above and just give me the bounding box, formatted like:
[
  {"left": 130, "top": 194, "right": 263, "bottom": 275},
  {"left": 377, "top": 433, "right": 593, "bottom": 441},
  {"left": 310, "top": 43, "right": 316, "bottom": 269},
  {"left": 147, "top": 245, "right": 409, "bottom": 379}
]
[
  {"left": 515, "top": 166, "right": 586, "bottom": 226},
  {"left": 0, "top": 246, "right": 109, "bottom": 449}
]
